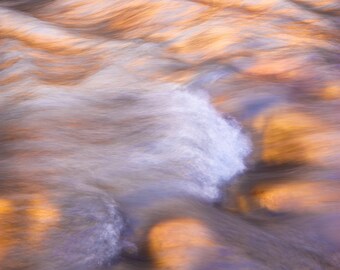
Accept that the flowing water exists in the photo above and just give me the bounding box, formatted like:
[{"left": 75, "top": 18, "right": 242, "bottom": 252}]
[{"left": 0, "top": 1, "right": 339, "bottom": 269}]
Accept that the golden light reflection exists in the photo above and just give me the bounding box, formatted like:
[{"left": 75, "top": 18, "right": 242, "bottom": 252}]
[
  {"left": 0, "top": 199, "right": 14, "bottom": 261},
  {"left": 320, "top": 83, "right": 340, "bottom": 100},
  {"left": 0, "top": 194, "right": 60, "bottom": 263},
  {"left": 148, "top": 218, "right": 216, "bottom": 269},
  {"left": 27, "top": 195, "right": 60, "bottom": 246},
  {"left": 253, "top": 108, "right": 334, "bottom": 165},
  {"left": 253, "top": 181, "right": 340, "bottom": 213},
  {"left": 0, "top": 199, "right": 13, "bottom": 215}
]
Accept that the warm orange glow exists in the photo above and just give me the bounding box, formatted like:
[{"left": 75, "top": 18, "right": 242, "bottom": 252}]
[
  {"left": 27, "top": 195, "right": 60, "bottom": 246},
  {"left": 0, "top": 199, "right": 14, "bottom": 260},
  {"left": 0, "top": 199, "right": 13, "bottom": 215},
  {"left": 321, "top": 83, "right": 340, "bottom": 100},
  {"left": 252, "top": 108, "right": 336, "bottom": 165},
  {"left": 148, "top": 218, "right": 216, "bottom": 269},
  {"left": 254, "top": 181, "right": 340, "bottom": 213}
]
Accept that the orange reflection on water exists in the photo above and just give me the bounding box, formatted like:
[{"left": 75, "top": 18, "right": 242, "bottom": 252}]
[
  {"left": 148, "top": 218, "right": 217, "bottom": 269},
  {"left": 253, "top": 180, "right": 340, "bottom": 213},
  {"left": 27, "top": 194, "right": 60, "bottom": 246}
]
